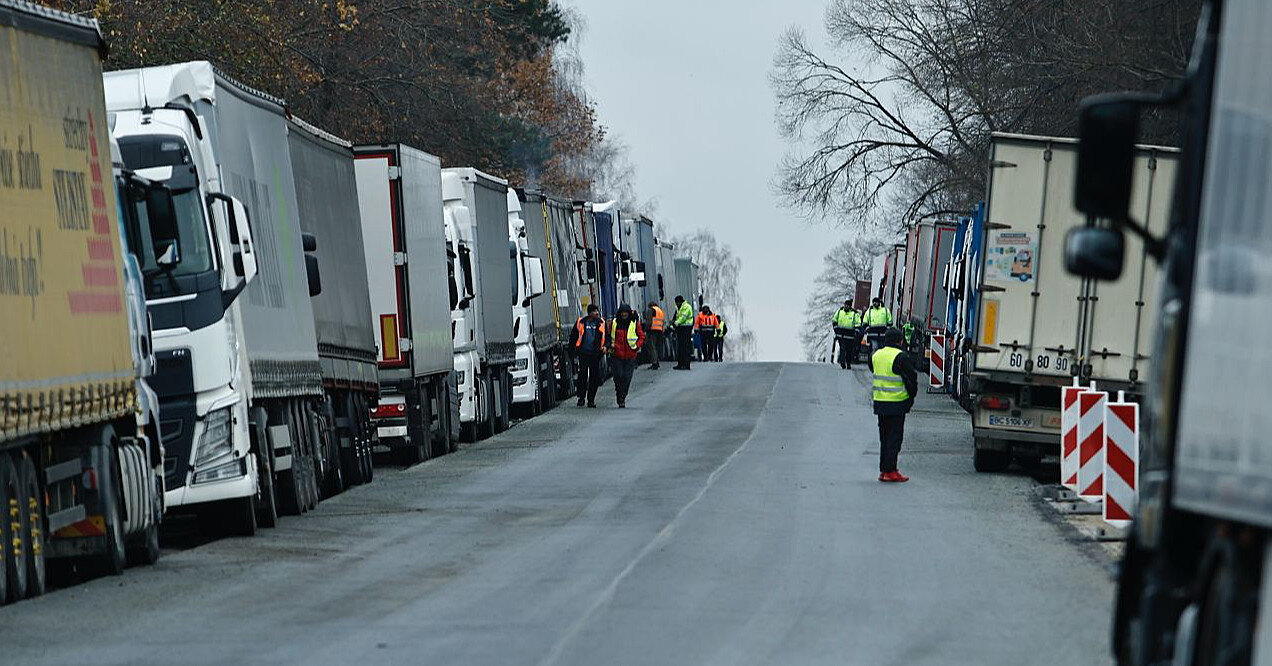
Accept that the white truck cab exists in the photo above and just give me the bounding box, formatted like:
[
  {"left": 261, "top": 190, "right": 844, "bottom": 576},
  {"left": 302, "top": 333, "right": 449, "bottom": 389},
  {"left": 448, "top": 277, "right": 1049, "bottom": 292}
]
[{"left": 508, "top": 191, "right": 546, "bottom": 412}]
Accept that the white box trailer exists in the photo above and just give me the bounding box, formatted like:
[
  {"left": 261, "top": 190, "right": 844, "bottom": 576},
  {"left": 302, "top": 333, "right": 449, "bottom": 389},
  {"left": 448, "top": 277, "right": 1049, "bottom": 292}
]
[
  {"left": 968, "top": 133, "right": 1177, "bottom": 471},
  {"left": 353, "top": 144, "right": 456, "bottom": 464}
]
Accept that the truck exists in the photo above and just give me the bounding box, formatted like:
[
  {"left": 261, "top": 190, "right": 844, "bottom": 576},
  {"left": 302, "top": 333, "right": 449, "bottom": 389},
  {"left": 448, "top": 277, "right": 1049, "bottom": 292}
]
[
  {"left": 107, "top": 61, "right": 327, "bottom": 532},
  {"left": 520, "top": 189, "right": 582, "bottom": 401},
  {"left": 572, "top": 201, "right": 600, "bottom": 311},
  {"left": 506, "top": 190, "right": 548, "bottom": 416},
  {"left": 944, "top": 203, "right": 985, "bottom": 406},
  {"left": 1, "top": 2, "right": 167, "bottom": 603},
  {"left": 1066, "top": 1, "right": 1272, "bottom": 661},
  {"left": 966, "top": 133, "right": 1177, "bottom": 472},
  {"left": 854, "top": 280, "right": 873, "bottom": 310},
  {"left": 621, "top": 214, "right": 658, "bottom": 313},
  {"left": 654, "top": 238, "right": 679, "bottom": 359},
  {"left": 443, "top": 168, "right": 514, "bottom": 440},
  {"left": 354, "top": 144, "right": 457, "bottom": 462},
  {"left": 289, "top": 118, "right": 376, "bottom": 486},
  {"left": 590, "top": 201, "right": 620, "bottom": 318},
  {"left": 674, "top": 257, "right": 700, "bottom": 309},
  {"left": 899, "top": 219, "right": 957, "bottom": 344}
]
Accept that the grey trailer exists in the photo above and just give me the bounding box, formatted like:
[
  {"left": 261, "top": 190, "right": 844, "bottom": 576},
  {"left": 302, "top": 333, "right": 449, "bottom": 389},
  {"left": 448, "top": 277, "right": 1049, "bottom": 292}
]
[
  {"left": 519, "top": 189, "right": 579, "bottom": 401},
  {"left": 355, "top": 144, "right": 457, "bottom": 463},
  {"left": 288, "top": 117, "right": 377, "bottom": 488}
]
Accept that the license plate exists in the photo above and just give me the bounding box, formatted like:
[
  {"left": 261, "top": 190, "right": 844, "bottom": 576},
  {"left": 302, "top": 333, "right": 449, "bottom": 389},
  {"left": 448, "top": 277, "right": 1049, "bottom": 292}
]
[{"left": 988, "top": 415, "right": 1034, "bottom": 428}]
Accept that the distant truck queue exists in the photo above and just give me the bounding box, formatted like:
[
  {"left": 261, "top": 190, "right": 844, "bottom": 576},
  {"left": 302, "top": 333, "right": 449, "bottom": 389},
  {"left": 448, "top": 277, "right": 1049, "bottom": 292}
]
[{"left": 0, "top": 1, "right": 708, "bottom": 606}]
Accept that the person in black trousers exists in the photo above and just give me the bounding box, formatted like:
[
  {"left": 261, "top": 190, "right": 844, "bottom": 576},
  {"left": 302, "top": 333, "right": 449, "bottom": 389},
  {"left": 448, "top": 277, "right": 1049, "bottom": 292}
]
[
  {"left": 672, "top": 295, "right": 694, "bottom": 370},
  {"left": 569, "top": 304, "right": 606, "bottom": 407},
  {"left": 872, "top": 327, "right": 918, "bottom": 482}
]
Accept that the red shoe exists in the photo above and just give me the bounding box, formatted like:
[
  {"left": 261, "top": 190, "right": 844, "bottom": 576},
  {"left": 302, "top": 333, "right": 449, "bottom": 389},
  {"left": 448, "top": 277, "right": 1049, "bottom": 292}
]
[
  {"left": 892, "top": 471, "right": 909, "bottom": 482},
  {"left": 878, "top": 472, "right": 890, "bottom": 482}
]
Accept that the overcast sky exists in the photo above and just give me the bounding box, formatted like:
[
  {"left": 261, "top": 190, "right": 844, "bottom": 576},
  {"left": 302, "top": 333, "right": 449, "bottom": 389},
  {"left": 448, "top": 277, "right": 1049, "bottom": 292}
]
[{"left": 567, "top": 0, "right": 837, "bottom": 361}]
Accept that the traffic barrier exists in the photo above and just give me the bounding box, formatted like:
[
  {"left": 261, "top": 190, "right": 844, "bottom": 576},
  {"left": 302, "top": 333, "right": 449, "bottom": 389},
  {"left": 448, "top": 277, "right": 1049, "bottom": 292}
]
[
  {"left": 928, "top": 331, "right": 946, "bottom": 390},
  {"left": 1103, "top": 392, "right": 1139, "bottom": 527},
  {"left": 1060, "top": 379, "right": 1085, "bottom": 490},
  {"left": 1077, "top": 389, "right": 1108, "bottom": 502}
]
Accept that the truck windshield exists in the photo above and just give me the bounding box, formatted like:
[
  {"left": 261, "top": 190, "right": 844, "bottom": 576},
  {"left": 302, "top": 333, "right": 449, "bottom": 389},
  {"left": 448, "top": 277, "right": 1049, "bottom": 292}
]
[{"left": 118, "top": 135, "right": 216, "bottom": 287}]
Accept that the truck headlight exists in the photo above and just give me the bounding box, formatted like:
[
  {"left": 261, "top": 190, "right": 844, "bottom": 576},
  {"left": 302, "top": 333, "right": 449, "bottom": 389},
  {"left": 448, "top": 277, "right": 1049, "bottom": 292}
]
[
  {"left": 515, "top": 358, "right": 529, "bottom": 371},
  {"left": 193, "top": 408, "right": 233, "bottom": 468},
  {"left": 513, "top": 376, "right": 528, "bottom": 386},
  {"left": 193, "top": 458, "right": 246, "bottom": 485}
]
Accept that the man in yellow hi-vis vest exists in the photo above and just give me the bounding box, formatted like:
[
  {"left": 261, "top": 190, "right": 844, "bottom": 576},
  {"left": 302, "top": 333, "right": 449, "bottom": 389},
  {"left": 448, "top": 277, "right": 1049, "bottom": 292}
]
[
  {"left": 673, "top": 295, "right": 695, "bottom": 370},
  {"left": 864, "top": 297, "right": 894, "bottom": 353},
  {"left": 872, "top": 327, "right": 918, "bottom": 482},
  {"left": 831, "top": 299, "right": 862, "bottom": 369}
]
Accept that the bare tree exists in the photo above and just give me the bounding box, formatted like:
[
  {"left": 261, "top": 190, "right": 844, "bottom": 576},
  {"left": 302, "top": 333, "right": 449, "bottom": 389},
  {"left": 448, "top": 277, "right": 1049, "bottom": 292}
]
[
  {"left": 669, "top": 229, "right": 757, "bottom": 361},
  {"left": 798, "top": 235, "right": 890, "bottom": 361},
  {"left": 771, "top": 0, "right": 1200, "bottom": 231}
]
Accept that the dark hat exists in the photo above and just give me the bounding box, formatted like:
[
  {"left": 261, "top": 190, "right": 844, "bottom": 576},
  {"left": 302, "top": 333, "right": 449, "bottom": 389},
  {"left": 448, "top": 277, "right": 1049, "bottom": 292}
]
[
  {"left": 884, "top": 327, "right": 904, "bottom": 345},
  {"left": 618, "top": 303, "right": 632, "bottom": 314},
  {"left": 587, "top": 304, "right": 599, "bottom": 314}
]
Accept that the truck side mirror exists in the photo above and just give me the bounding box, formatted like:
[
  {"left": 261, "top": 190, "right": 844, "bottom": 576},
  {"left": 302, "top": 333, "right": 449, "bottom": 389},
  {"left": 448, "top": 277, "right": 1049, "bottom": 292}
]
[
  {"left": 1074, "top": 95, "right": 1140, "bottom": 220},
  {"left": 526, "top": 256, "right": 545, "bottom": 299},
  {"left": 306, "top": 254, "right": 322, "bottom": 297},
  {"left": 208, "top": 192, "right": 256, "bottom": 302},
  {"left": 1065, "top": 226, "right": 1125, "bottom": 280},
  {"left": 302, "top": 232, "right": 318, "bottom": 252}
]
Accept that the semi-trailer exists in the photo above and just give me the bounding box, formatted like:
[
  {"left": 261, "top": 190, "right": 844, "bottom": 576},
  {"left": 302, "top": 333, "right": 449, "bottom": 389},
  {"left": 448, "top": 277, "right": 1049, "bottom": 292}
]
[
  {"left": 352, "top": 144, "right": 456, "bottom": 464},
  {"left": 899, "top": 219, "right": 957, "bottom": 342},
  {"left": 520, "top": 189, "right": 581, "bottom": 401},
  {"left": 506, "top": 190, "right": 548, "bottom": 416},
  {"left": 1069, "top": 2, "right": 1272, "bottom": 659},
  {"left": 443, "top": 168, "right": 515, "bottom": 440},
  {"left": 1, "top": 4, "right": 171, "bottom": 604},
  {"left": 967, "top": 133, "right": 1176, "bottom": 472},
  {"left": 288, "top": 117, "right": 377, "bottom": 487},
  {"left": 107, "top": 61, "right": 327, "bottom": 531},
  {"left": 622, "top": 214, "right": 658, "bottom": 312}
]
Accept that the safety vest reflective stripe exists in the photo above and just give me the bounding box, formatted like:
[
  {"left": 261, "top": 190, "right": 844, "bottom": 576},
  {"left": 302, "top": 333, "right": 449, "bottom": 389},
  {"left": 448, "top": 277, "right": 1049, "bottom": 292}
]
[
  {"left": 872, "top": 347, "right": 909, "bottom": 402},
  {"left": 574, "top": 317, "right": 606, "bottom": 349},
  {"left": 609, "top": 320, "right": 638, "bottom": 346},
  {"left": 649, "top": 306, "right": 666, "bottom": 331}
]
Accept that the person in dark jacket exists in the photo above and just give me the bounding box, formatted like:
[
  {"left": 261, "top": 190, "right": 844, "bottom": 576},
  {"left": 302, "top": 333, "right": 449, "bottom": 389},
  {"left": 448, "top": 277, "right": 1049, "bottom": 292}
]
[
  {"left": 569, "top": 304, "right": 606, "bottom": 407},
  {"left": 871, "top": 327, "right": 919, "bottom": 482},
  {"left": 609, "top": 304, "right": 646, "bottom": 408}
]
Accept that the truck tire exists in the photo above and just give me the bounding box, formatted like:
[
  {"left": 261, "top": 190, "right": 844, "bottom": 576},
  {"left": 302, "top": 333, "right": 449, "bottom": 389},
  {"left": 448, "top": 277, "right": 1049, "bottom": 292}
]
[
  {"left": 250, "top": 412, "right": 278, "bottom": 528},
  {"left": 0, "top": 455, "right": 16, "bottom": 604},
  {"left": 494, "top": 373, "right": 511, "bottom": 433},
  {"left": 973, "top": 437, "right": 1012, "bottom": 473},
  {"left": 93, "top": 441, "right": 127, "bottom": 577},
  {"left": 276, "top": 403, "right": 307, "bottom": 516},
  {"left": 430, "top": 383, "right": 451, "bottom": 459},
  {"left": 477, "top": 377, "right": 494, "bottom": 439},
  {"left": 17, "top": 455, "right": 46, "bottom": 597}
]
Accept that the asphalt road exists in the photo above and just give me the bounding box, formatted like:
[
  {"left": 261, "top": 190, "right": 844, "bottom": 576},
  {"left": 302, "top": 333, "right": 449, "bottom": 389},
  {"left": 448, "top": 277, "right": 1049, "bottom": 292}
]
[{"left": 0, "top": 362, "right": 1114, "bottom": 665}]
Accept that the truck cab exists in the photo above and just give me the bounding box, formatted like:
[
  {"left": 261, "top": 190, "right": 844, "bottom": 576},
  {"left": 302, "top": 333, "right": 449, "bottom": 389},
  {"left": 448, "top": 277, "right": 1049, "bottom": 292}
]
[
  {"left": 106, "top": 71, "right": 261, "bottom": 530},
  {"left": 508, "top": 191, "right": 546, "bottom": 413},
  {"left": 444, "top": 179, "right": 483, "bottom": 438}
]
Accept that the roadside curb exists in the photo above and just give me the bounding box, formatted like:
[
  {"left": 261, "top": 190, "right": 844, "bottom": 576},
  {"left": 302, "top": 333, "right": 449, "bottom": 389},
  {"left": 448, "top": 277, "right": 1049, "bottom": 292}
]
[{"left": 1031, "top": 483, "right": 1124, "bottom": 578}]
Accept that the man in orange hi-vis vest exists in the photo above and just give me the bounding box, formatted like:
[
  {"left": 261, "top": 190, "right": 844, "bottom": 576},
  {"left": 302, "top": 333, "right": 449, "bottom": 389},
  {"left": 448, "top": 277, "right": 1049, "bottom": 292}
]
[
  {"left": 568, "top": 304, "right": 606, "bottom": 407},
  {"left": 646, "top": 300, "right": 666, "bottom": 369}
]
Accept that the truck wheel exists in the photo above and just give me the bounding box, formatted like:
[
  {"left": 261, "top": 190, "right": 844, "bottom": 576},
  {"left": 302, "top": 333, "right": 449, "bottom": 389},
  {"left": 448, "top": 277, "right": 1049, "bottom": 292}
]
[
  {"left": 430, "top": 386, "right": 451, "bottom": 460},
  {"left": 94, "top": 443, "right": 127, "bottom": 577},
  {"left": 477, "top": 378, "right": 494, "bottom": 439},
  {"left": 17, "top": 455, "right": 46, "bottom": 596},
  {"left": 461, "top": 420, "right": 478, "bottom": 444},
  {"left": 1194, "top": 549, "right": 1256, "bottom": 666},
  {"left": 393, "top": 443, "right": 424, "bottom": 466},
  {"left": 126, "top": 472, "right": 162, "bottom": 566},
  {"left": 973, "top": 438, "right": 1012, "bottom": 473},
  {"left": 0, "top": 455, "right": 16, "bottom": 603},
  {"left": 494, "top": 373, "right": 511, "bottom": 433},
  {"left": 251, "top": 415, "right": 278, "bottom": 528}
]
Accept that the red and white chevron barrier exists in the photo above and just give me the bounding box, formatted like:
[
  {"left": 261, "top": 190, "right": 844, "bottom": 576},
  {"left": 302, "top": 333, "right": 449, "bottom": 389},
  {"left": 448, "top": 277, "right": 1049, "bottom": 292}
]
[
  {"left": 928, "top": 332, "right": 946, "bottom": 389},
  {"left": 1060, "top": 379, "right": 1085, "bottom": 491},
  {"left": 1077, "top": 390, "right": 1108, "bottom": 502},
  {"left": 1103, "top": 392, "right": 1139, "bottom": 527}
]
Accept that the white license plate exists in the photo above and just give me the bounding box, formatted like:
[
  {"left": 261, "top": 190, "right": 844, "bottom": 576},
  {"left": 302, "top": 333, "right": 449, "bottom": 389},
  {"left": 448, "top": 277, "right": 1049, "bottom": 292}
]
[{"left": 988, "top": 415, "right": 1035, "bottom": 428}]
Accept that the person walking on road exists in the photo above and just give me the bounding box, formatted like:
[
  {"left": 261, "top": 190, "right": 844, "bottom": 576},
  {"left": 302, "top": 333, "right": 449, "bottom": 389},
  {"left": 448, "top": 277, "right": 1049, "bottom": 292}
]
[
  {"left": 872, "top": 327, "right": 918, "bottom": 482},
  {"left": 673, "top": 295, "right": 694, "bottom": 370},
  {"left": 646, "top": 301, "right": 666, "bottom": 369},
  {"left": 609, "top": 304, "right": 646, "bottom": 408},
  {"left": 864, "top": 298, "right": 894, "bottom": 353},
  {"left": 570, "top": 304, "right": 606, "bottom": 407},
  {"left": 832, "top": 300, "right": 862, "bottom": 369}
]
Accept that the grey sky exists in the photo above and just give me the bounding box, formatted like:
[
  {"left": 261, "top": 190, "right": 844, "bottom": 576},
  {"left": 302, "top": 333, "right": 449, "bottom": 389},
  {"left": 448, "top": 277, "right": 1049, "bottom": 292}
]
[{"left": 567, "top": 0, "right": 835, "bottom": 361}]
